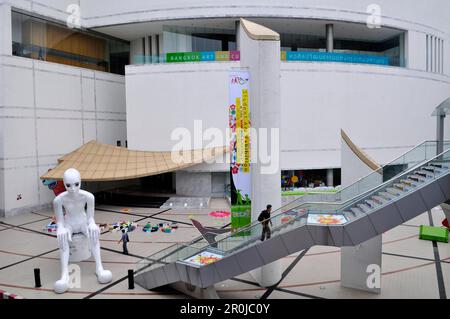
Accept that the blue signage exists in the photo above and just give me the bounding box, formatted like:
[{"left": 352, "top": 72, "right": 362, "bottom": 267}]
[{"left": 285, "top": 51, "right": 390, "bottom": 66}]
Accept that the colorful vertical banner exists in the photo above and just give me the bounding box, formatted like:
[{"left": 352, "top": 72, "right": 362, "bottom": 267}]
[{"left": 229, "top": 70, "right": 251, "bottom": 234}]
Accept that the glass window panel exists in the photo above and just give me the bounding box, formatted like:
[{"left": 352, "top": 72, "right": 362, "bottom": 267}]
[{"left": 11, "top": 10, "right": 130, "bottom": 75}]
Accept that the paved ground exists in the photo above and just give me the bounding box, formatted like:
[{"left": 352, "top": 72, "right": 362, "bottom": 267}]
[{"left": 0, "top": 199, "right": 449, "bottom": 299}]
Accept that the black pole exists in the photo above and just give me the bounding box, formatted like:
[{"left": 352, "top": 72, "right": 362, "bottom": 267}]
[
  {"left": 34, "top": 268, "right": 41, "bottom": 288},
  {"left": 128, "top": 269, "right": 134, "bottom": 289}
]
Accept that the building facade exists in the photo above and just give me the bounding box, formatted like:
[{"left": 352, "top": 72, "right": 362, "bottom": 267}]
[{"left": 1, "top": 0, "right": 450, "bottom": 216}]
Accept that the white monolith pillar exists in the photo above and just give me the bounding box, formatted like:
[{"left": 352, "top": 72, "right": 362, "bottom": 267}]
[
  {"left": 238, "top": 18, "right": 282, "bottom": 287},
  {"left": 340, "top": 130, "right": 382, "bottom": 293}
]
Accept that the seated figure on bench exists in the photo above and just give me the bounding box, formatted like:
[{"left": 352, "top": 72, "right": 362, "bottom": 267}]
[{"left": 53, "top": 168, "right": 112, "bottom": 293}]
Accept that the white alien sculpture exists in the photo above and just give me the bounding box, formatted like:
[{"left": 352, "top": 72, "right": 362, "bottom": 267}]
[{"left": 53, "top": 168, "right": 112, "bottom": 293}]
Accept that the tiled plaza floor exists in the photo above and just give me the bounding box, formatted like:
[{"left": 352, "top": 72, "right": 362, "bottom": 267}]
[{"left": 0, "top": 201, "right": 449, "bottom": 299}]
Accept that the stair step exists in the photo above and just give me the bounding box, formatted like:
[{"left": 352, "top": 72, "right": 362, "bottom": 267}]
[
  {"left": 379, "top": 192, "right": 394, "bottom": 201},
  {"left": 357, "top": 203, "right": 371, "bottom": 212},
  {"left": 400, "top": 179, "right": 418, "bottom": 187},
  {"left": 416, "top": 170, "right": 433, "bottom": 177},
  {"left": 401, "top": 180, "right": 416, "bottom": 187},
  {"left": 387, "top": 187, "right": 403, "bottom": 196},
  {"left": 365, "top": 199, "right": 378, "bottom": 208},
  {"left": 430, "top": 163, "right": 450, "bottom": 169},
  {"left": 394, "top": 183, "right": 410, "bottom": 191},
  {"left": 408, "top": 174, "right": 427, "bottom": 182},
  {"left": 343, "top": 211, "right": 355, "bottom": 220},
  {"left": 351, "top": 207, "right": 364, "bottom": 216},
  {"left": 372, "top": 195, "right": 387, "bottom": 205},
  {"left": 423, "top": 166, "right": 441, "bottom": 173}
]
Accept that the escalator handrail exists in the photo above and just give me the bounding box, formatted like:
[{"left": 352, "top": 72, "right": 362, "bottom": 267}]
[
  {"left": 138, "top": 140, "right": 449, "bottom": 265},
  {"left": 208, "top": 146, "right": 450, "bottom": 253}
]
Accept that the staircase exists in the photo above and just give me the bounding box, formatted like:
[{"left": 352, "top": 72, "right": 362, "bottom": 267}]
[{"left": 134, "top": 141, "right": 450, "bottom": 291}]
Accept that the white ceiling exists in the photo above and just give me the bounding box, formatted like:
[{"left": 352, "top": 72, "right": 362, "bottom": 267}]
[{"left": 93, "top": 17, "right": 404, "bottom": 42}]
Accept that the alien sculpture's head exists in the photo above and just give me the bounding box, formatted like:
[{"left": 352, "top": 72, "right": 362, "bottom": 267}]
[{"left": 63, "top": 168, "right": 81, "bottom": 194}]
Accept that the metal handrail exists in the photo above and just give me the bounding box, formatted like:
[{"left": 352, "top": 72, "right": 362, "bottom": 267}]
[{"left": 138, "top": 140, "right": 450, "bottom": 265}]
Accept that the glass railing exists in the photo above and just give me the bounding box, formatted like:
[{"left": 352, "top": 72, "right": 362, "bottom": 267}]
[
  {"left": 135, "top": 141, "right": 450, "bottom": 271},
  {"left": 283, "top": 141, "right": 450, "bottom": 211},
  {"left": 333, "top": 148, "right": 450, "bottom": 222},
  {"left": 135, "top": 238, "right": 209, "bottom": 274},
  {"left": 208, "top": 147, "right": 450, "bottom": 257}
]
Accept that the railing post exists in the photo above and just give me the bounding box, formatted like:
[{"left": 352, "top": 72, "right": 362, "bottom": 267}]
[{"left": 437, "top": 114, "right": 445, "bottom": 157}]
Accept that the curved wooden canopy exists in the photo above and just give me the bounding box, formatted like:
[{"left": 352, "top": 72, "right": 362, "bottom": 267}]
[{"left": 40, "top": 141, "right": 227, "bottom": 182}]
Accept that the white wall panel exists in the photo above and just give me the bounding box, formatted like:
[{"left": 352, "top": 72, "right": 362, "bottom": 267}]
[
  {"left": 82, "top": 119, "right": 97, "bottom": 142},
  {"left": 3, "top": 166, "right": 39, "bottom": 212},
  {"left": 35, "top": 68, "right": 82, "bottom": 110},
  {"left": 126, "top": 62, "right": 234, "bottom": 152},
  {"left": 81, "top": 77, "right": 96, "bottom": 112},
  {"left": 96, "top": 120, "right": 126, "bottom": 145},
  {"left": 2, "top": 117, "right": 37, "bottom": 158},
  {"left": 96, "top": 80, "right": 126, "bottom": 113},
  {"left": 407, "top": 31, "right": 427, "bottom": 71},
  {"left": 2, "top": 65, "right": 34, "bottom": 107},
  {"left": 36, "top": 118, "right": 83, "bottom": 156},
  {"left": 0, "top": 56, "right": 126, "bottom": 216}
]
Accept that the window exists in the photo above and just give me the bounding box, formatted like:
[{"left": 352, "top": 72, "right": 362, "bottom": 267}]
[
  {"left": 427, "top": 35, "right": 444, "bottom": 74},
  {"left": 280, "top": 32, "right": 404, "bottom": 67},
  {"left": 11, "top": 10, "right": 130, "bottom": 75},
  {"left": 163, "top": 25, "right": 236, "bottom": 54}
]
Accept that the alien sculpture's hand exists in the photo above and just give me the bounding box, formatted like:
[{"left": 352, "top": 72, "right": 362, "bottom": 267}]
[
  {"left": 88, "top": 222, "right": 99, "bottom": 246},
  {"left": 56, "top": 226, "right": 72, "bottom": 251}
]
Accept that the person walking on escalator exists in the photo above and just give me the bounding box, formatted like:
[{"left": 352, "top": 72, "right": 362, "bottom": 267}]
[{"left": 258, "top": 204, "right": 273, "bottom": 241}]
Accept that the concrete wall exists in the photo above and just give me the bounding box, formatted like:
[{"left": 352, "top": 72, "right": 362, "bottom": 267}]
[
  {"left": 126, "top": 60, "right": 450, "bottom": 172},
  {"left": 2, "top": 0, "right": 77, "bottom": 24},
  {"left": 341, "top": 136, "right": 379, "bottom": 189},
  {"left": 126, "top": 62, "right": 237, "bottom": 152},
  {"left": 280, "top": 62, "right": 450, "bottom": 170},
  {"left": 175, "top": 171, "right": 212, "bottom": 197},
  {"left": 0, "top": 55, "right": 126, "bottom": 217},
  {"left": 80, "top": 0, "right": 450, "bottom": 37},
  {"left": 340, "top": 131, "right": 383, "bottom": 293}
]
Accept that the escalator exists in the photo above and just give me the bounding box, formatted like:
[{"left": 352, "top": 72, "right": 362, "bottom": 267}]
[{"left": 134, "top": 141, "right": 450, "bottom": 291}]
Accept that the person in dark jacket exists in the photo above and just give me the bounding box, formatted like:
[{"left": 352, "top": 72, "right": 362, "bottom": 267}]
[
  {"left": 118, "top": 229, "right": 130, "bottom": 255},
  {"left": 258, "top": 204, "right": 273, "bottom": 241}
]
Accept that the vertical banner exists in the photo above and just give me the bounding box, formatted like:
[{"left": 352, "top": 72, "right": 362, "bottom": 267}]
[{"left": 229, "top": 70, "right": 251, "bottom": 234}]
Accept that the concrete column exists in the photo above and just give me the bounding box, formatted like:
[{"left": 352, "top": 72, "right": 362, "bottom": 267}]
[
  {"left": 340, "top": 130, "right": 382, "bottom": 293},
  {"left": 239, "top": 19, "right": 282, "bottom": 287},
  {"left": 437, "top": 114, "right": 445, "bottom": 155},
  {"left": 399, "top": 33, "right": 406, "bottom": 67},
  {"left": 341, "top": 235, "right": 382, "bottom": 293},
  {"left": 130, "top": 38, "right": 145, "bottom": 64},
  {"left": 0, "top": 3, "right": 12, "bottom": 56},
  {"left": 326, "top": 169, "right": 334, "bottom": 186},
  {"left": 0, "top": 3, "right": 10, "bottom": 217},
  {"left": 326, "top": 24, "right": 334, "bottom": 52},
  {"left": 235, "top": 20, "right": 240, "bottom": 50}
]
